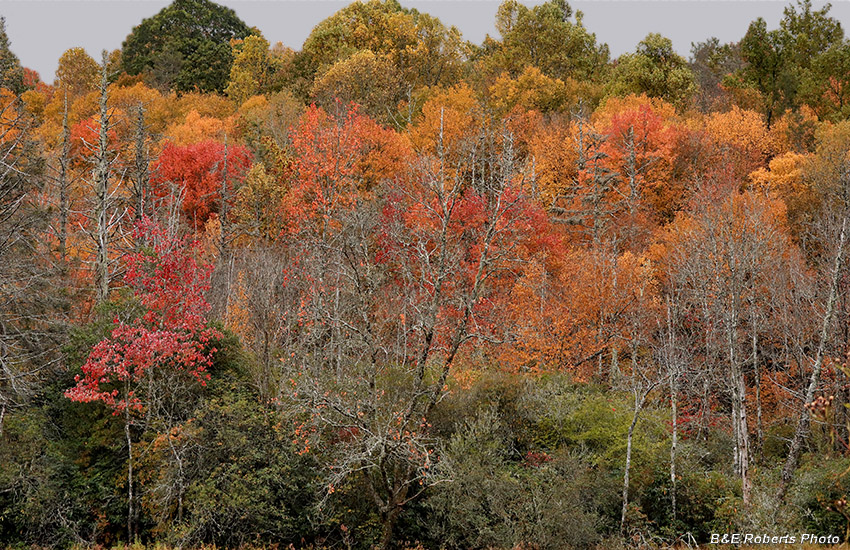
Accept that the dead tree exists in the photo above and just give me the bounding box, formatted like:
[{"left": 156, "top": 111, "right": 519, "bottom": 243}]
[{"left": 80, "top": 51, "right": 127, "bottom": 302}]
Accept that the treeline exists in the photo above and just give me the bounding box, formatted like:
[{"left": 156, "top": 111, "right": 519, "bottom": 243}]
[{"left": 1, "top": 0, "right": 850, "bottom": 548}]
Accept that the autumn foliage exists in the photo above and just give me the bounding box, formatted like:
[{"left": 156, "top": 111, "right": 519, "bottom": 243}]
[
  {"left": 65, "top": 219, "right": 221, "bottom": 412},
  {"left": 5, "top": 0, "right": 850, "bottom": 547},
  {"left": 153, "top": 140, "right": 252, "bottom": 227}
]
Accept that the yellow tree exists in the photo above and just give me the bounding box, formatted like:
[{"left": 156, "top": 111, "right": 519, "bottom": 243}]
[
  {"left": 488, "top": 66, "right": 570, "bottom": 116},
  {"left": 226, "top": 34, "right": 276, "bottom": 106},
  {"left": 54, "top": 47, "right": 99, "bottom": 100},
  {"left": 408, "top": 83, "right": 481, "bottom": 173},
  {"left": 301, "top": 0, "right": 465, "bottom": 92},
  {"left": 310, "top": 50, "right": 403, "bottom": 124}
]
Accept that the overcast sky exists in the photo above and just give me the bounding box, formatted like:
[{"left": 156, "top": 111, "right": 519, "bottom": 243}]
[{"left": 2, "top": 0, "right": 848, "bottom": 84}]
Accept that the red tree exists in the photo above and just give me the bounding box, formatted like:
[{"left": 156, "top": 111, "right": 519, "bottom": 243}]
[
  {"left": 66, "top": 218, "right": 221, "bottom": 409},
  {"left": 152, "top": 140, "right": 252, "bottom": 228}
]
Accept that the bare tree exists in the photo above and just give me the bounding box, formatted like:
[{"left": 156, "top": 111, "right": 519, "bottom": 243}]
[
  {"left": 779, "top": 218, "right": 846, "bottom": 499},
  {"left": 79, "top": 51, "right": 127, "bottom": 302},
  {"left": 665, "top": 189, "right": 801, "bottom": 505},
  {"left": 0, "top": 82, "right": 65, "bottom": 436},
  {"left": 131, "top": 103, "right": 150, "bottom": 222}
]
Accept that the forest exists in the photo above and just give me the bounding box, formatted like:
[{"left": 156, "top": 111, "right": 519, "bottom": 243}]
[{"left": 1, "top": 0, "right": 850, "bottom": 547}]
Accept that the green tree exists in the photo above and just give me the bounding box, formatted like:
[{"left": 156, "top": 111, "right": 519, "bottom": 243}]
[
  {"left": 735, "top": 1, "right": 843, "bottom": 125},
  {"left": 607, "top": 33, "right": 696, "bottom": 108},
  {"left": 121, "top": 0, "right": 252, "bottom": 93},
  {"left": 0, "top": 18, "right": 23, "bottom": 93},
  {"left": 778, "top": 0, "right": 843, "bottom": 72},
  {"left": 478, "top": 0, "right": 609, "bottom": 84},
  {"left": 737, "top": 18, "right": 789, "bottom": 127},
  {"left": 799, "top": 40, "right": 850, "bottom": 120}
]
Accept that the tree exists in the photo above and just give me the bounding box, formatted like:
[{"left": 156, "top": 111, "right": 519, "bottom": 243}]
[
  {"left": 164, "top": 109, "right": 229, "bottom": 147},
  {"left": 480, "top": 0, "right": 609, "bottom": 85},
  {"left": 689, "top": 37, "right": 744, "bottom": 112},
  {"left": 779, "top": 218, "right": 845, "bottom": 500},
  {"left": 798, "top": 40, "right": 850, "bottom": 120},
  {"left": 0, "top": 17, "right": 24, "bottom": 93},
  {"left": 777, "top": 0, "right": 843, "bottom": 73},
  {"left": 488, "top": 66, "right": 570, "bottom": 116},
  {"left": 0, "top": 87, "right": 64, "bottom": 437},
  {"left": 596, "top": 96, "right": 679, "bottom": 234},
  {"left": 616, "top": 257, "right": 663, "bottom": 533},
  {"left": 54, "top": 48, "right": 99, "bottom": 100},
  {"left": 301, "top": 0, "right": 465, "bottom": 92},
  {"left": 310, "top": 50, "right": 403, "bottom": 124},
  {"left": 65, "top": 53, "right": 125, "bottom": 303},
  {"left": 408, "top": 83, "right": 481, "bottom": 171},
  {"left": 130, "top": 104, "right": 151, "bottom": 222},
  {"left": 737, "top": 18, "right": 790, "bottom": 128},
  {"left": 703, "top": 105, "right": 777, "bottom": 181},
  {"left": 283, "top": 104, "right": 410, "bottom": 218},
  {"left": 152, "top": 140, "right": 251, "bottom": 228},
  {"left": 548, "top": 112, "right": 619, "bottom": 246},
  {"left": 606, "top": 34, "right": 696, "bottom": 109},
  {"left": 121, "top": 0, "right": 252, "bottom": 93},
  {"left": 65, "top": 218, "right": 222, "bottom": 539},
  {"left": 735, "top": 2, "right": 843, "bottom": 126},
  {"left": 662, "top": 190, "right": 804, "bottom": 505},
  {"left": 226, "top": 34, "right": 279, "bottom": 106},
  {"left": 93, "top": 53, "right": 119, "bottom": 302}
]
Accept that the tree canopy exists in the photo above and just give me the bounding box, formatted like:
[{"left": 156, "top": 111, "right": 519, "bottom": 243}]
[{"left": 121, "top": 0, "right": 252, "bottom": 93}]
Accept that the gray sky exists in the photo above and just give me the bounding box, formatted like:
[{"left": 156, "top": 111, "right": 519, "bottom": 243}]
[{"left": 1, "top": 0, "right": 848, "bottom": 84}]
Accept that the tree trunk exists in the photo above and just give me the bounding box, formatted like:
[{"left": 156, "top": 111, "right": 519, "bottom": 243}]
[
  {"left": 753, "top": 326, "right": 763, "bottom": 457},
  {"left": 94, "top": 52, "right": 111, "bottom": 303},
  {"left": 124, "top": 405, "right": 134, "bottom": 541},
  {"left": 379, "top": 504, "right": 402, "bottom": 550},
  {"left": 729, "top": 303, "right": 752, "bottom": 504},
  {"left": 132, "top": 104, "right": 149, "bottom": 222},
  {"left": 59, "top": 95, "right": 69, "bottom": 265},
  {"left": 733, "top": 359, "right": 751, "bottom": 504},
  {"left": 667, "top": 298, "right": 678, "bottom": 523},
  {"left": 621, "top": 394, "right": 641, "bottom": 533},
  {"left": 670, "top": 370, "right": 678, "bottom": 523}
]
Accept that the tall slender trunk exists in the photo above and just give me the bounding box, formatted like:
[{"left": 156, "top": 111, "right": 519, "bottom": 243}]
[
  {"left": 779, "top": 218, "right": 846, "bottom": 499},
  {"left": 621, "top": 396, "right": 641, "bottom": 533},
  {"left": 666, "top": 296, "right": 679, "bottom": 522},
  {"left": 132, "top": 104, "right": 148, "bottom": 222},
  {"left": 124, "top": 403, "right": 134, "bottom": 541},
  {"left": 666, "top": 298, "right": 679, "bottom": 523},
  {"left": 753, "top": 322, "right": 763, "bottom": 457},
  {"left": 59, "top": 95, "right": 69, "bottom": 265},
  {"left": 670, "top": 373, "right": 678, "bottom": 522},
  {"left": 94, "top": 52, "right": 111, "bottom": 303},
  {"left": 729, "top": 304, "right": 751, "bottom": 504}
]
